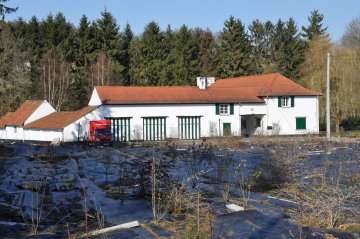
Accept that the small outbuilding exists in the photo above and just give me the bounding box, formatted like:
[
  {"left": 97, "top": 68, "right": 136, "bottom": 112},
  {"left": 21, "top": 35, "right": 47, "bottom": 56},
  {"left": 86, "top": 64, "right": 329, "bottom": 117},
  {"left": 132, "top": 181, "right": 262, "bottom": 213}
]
[
  {"left": 0, "top": 100, "right": 55, "bottom": 141},
  {"left": 23, "top": 106, "right": 101, "bottom": 142}
]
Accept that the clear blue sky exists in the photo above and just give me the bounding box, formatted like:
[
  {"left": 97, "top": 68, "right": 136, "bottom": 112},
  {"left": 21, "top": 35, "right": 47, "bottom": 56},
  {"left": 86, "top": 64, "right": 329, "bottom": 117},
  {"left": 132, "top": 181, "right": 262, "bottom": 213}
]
[{"left": 5, "top": 0, "right": 360, "bottom": 42}]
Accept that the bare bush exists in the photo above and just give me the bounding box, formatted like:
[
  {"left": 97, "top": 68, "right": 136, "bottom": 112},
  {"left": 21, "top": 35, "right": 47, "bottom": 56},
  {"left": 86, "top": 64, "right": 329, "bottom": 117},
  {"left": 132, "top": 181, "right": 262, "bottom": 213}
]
[
  {"left": 235, "top": 163, "right": 253, "bottom": 206},
  {"left": 208, "top": 121, "right": 218, "bottom": 137},
  {"left": 251, "top": 148, "right": 296, "bottom": 191}
]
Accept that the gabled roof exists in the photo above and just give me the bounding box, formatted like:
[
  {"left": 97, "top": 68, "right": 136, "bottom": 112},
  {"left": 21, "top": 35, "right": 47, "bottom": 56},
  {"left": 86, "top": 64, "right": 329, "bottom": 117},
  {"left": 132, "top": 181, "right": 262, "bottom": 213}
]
[
  {"left": 0, "top": 112, "right": 15, "bottom": 128},
  {"left": 95, "top": 86, "right": 264, "bottom": 104},
  {"left": 24, "top": 106, "right": 99, "bottom": 130},
  {"left": 212, "top": 73, "right": 322, "bottom": 96},
  {"left": 0, "top": 100, "right": 45, "bottom": 127},
  {"left": 93, "top": 73, "right": 321, "bottom": 105}
]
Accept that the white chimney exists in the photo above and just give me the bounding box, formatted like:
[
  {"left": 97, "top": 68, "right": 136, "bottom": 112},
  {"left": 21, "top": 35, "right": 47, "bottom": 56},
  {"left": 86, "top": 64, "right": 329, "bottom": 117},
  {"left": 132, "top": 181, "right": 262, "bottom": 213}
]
[{"left": 197, "top": 77, "right": 215, "bottom": 90}]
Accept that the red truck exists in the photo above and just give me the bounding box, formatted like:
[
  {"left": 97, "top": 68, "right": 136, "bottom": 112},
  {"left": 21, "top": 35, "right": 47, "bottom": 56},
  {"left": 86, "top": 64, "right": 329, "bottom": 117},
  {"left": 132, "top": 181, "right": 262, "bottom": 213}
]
[{"left": 89, "top": 120, "right": 112, "bottom": 144}]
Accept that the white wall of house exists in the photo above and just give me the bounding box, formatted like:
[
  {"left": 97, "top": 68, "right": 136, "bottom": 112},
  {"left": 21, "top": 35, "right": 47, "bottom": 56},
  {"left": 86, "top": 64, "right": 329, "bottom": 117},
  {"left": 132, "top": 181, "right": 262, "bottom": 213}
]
[
  {"left": 25, "top": 101, "right": 56, "bottom": 125},
  {"left": 5, "top": 126, "right": 24, "bottom": 141},
  {"left": 18, "top": 95, "right": 320, "bottom": 142},
  {"left": 0, "top": 128, "right": 4, "bottom": 140},
  {"left": 24, "top": 129, "right": 63, "bottom": 142},
  {"left": 88, "top": 89, "right": 102, "bottom": 106},
  {"left": 63, "top": 107, "right": 103, "bottom": 142},
  {"left": 100, "top": 96, "right": 319, "bottom": 140},
  {"left": 255, "top": 96, "right": 319, "bottom": 135},
  {"left": 102, "top": 103, "right": 241, "bottom": 140}
]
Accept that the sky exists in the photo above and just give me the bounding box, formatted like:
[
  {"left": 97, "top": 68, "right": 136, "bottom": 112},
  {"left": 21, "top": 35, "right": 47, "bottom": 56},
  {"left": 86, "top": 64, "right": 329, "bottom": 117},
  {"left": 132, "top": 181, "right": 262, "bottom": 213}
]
[{"left": 4, "top": 0, "right": 360, "bottom": 42}]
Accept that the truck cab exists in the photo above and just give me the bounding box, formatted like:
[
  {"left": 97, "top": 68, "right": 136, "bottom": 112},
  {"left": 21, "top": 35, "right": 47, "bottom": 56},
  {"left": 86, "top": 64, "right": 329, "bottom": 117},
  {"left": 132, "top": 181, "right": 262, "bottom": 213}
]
[{"left": 89, "top": 120, "right": 112, "bottom": 144}]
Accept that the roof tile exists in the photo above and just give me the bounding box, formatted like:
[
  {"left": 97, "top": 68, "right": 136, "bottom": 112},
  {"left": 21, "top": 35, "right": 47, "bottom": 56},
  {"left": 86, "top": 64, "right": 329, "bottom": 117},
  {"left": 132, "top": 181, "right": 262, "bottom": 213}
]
[
  {"left": 0, "top": 100, "right": 44, "bottom": 127},
  {"left": 95, "top": 73, "right": 321, "bottom": 105},
  {"left": 24, "top": 106, "right": 99, "bottom": 130}
]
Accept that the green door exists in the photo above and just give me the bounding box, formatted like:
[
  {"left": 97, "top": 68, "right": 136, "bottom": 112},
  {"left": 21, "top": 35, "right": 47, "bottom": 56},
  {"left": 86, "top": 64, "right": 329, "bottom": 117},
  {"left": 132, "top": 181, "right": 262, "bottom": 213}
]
[
  {"left": 178, "top": 116, "right": 201, "bottom": 140},
  {"left": 223, "top": 123, "right": 231, "bottom": 136},
  {"left": 106, "top": 117, "right": 131, "bottom": 142}
]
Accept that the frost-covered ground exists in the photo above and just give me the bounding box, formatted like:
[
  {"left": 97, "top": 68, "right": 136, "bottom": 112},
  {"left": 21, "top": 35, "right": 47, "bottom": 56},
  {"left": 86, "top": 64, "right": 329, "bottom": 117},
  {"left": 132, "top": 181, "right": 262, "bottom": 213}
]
[{"left": 0, "top": 138, "right": 359, "bottom": 238}]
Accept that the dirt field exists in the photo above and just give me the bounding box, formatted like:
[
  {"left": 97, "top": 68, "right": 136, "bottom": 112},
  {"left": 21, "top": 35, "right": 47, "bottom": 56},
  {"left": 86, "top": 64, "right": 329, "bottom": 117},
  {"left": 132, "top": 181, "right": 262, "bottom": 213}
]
[{"left": 0, "top": 136, "right": 359, "bottom": 238}]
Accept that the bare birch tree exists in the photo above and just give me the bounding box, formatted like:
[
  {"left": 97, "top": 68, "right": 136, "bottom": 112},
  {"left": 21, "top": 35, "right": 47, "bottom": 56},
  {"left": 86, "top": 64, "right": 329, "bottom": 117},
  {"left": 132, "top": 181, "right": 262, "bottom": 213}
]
[{"left": 39, "top": 47, "right": 72, "bottom": 111}]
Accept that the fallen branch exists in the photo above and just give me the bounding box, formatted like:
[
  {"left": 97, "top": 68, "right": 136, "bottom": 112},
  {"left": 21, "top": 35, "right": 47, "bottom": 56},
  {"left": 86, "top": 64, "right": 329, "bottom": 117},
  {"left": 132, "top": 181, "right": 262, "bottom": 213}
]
[{"left": 88, "top": 221, "right": 139, "bottom": 236}]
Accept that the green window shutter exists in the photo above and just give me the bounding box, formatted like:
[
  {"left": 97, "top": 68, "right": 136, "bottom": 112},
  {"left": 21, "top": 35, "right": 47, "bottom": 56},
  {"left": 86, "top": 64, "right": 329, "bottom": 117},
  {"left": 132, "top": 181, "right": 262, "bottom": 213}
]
[
  {"left": 216, "top": 103, "right": 220, "bottom": 115},
  {"left": 291, "top": 96, "right": 295, "bottom": 107},
  {"left": 278, "top": 96, "right": 282, "bottom": 107},
  {"left": 296, "top": 117, "right": 306, "bottom": 130},
  {"left": 230, "top": 103, "right": 234, "bottom": 115}
]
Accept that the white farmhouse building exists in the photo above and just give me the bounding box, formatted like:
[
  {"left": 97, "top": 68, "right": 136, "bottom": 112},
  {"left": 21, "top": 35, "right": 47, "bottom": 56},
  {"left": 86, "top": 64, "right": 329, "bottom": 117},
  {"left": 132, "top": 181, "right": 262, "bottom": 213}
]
[
  {"left": 0, "top": 73, "right": 321, "bottom": 143},
  {"left": 88, "top": 73, "right": 321, "bottom": 141},
  {"left": 0, "top": 100, "right": 55, "bottom": 141}
]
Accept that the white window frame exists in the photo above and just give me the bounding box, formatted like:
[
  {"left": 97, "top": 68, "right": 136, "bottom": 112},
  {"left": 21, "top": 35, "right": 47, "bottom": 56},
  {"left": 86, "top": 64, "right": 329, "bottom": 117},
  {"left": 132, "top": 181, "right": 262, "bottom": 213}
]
[
  {"left": 282, "top": 96, "right": 290, "bottom": 107},
  {"left": 220, "top": 104, "right": 229, "bottom": 115}
]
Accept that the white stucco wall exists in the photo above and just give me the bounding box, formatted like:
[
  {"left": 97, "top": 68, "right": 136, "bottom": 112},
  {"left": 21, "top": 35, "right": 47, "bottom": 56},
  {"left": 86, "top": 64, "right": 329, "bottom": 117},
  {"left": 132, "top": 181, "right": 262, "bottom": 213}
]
[
  {"left": 19, "top": 95, "right": 320, "bottom": 142},
  {"left": 102, "top": 104, "right": 241, "bottom": 140},
  {"left": 25, "top": 101, "right": 56, "bottom": 125},
  {"left": 0, "top": 128, "right": 4, "bottom": 140},
  {"left": 4, "top": 126, "right": 24, "bottom": 141},
  {"left": 101, "top": 96, "right": 319, "bottom": 139},
  {"left": 255, "top": 96, "right": 319, "bottom": 135},
  {"left": 24, "top": 129, "right": 63, "bottom": 142},
  {"left": 63, "top": 107, "right": 103, "bottom": 142},
  {"left": 88, "top": 89, "right": 102, "bottom": 106}
]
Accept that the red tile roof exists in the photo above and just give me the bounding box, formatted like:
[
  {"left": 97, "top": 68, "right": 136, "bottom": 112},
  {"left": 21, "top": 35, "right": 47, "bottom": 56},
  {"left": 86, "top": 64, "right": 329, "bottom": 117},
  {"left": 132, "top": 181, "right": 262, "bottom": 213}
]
[
  {"left": 0, "top": 100, "right": 44, "bottom": 127},
  {"left": 212, "top": 73, "right": 322, "bottom": 96},
  {"left": 0, "top": 112, "right": 15, "bottom": 128},
  {"left": 24, "top": 106, "right": 99, "bottom": 130},
  {"left": 95, "top": 73, "right": 320, "bottom": 105},
  {"left": 95, "top": 86, "right": 264, "bottom": 104}
]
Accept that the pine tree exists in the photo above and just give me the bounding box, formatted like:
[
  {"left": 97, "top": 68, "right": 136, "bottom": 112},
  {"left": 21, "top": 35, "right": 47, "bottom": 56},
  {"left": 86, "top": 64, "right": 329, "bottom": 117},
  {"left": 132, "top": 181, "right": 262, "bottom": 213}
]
[
  {"left": 273, "top": 18, "right": 306, "bottom": 79},
  {"left": 198, "top": 29, "right": 215, "bottom": 77},
  {"left": 301, "top": 10, "right": 328, "bottom": 41},
  {"left": 119, "top": 23, "right": 133, "bottom": 85},
  {"left": 216, "top": 16, "right": 255, "bottom": 78},
  {"left": 130, "top": 21, "right": 165, "bottom": 86},
  {"left": 0, "top": 0, "right": 17, "bottom": 21},
  {"left": 159, "top": 25, "right": 175, "bottom": 86},
  {"left": 171, "top": 25, "right": 199, "bottom": 85},
  {"left": 96, "top": 9, "right": 121, "bottom": 60},
  {"left": 95, "top": 9, "right": 124, "bottom": 84}
]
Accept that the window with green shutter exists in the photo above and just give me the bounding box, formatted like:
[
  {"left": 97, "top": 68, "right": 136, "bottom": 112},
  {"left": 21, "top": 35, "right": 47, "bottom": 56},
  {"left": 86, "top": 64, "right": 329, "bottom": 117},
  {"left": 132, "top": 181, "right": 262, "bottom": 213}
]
[
  {"left": 216, "top": 104, "right": 220, "bottom": 115},
  {"left": 230, "top": 103, "right": 234, "bottom": 115},
  {"left": 296, "top": 117, "right": 306, "bottom": 130},
  {"left": 278, "top": 96, "right": 293, "bottom": 107}
]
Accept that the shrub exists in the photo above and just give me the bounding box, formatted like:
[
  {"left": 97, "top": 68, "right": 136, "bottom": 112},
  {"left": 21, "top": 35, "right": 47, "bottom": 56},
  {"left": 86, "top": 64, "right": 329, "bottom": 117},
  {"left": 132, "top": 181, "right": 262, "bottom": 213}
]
[{"left": 340, "top": 116, "right": 360, "bottom": 131}]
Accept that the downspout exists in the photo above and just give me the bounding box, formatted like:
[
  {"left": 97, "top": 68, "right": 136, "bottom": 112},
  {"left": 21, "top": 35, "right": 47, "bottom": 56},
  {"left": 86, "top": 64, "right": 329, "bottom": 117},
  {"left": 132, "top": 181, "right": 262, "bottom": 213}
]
[
  {"left": 316, "top": 96, "right": 319, "bottom": 133},
  {"left": 218, "top": 118, "right": 221, "bottom": 136},
  {"left": 239, "top": 103, "right": 241, "bottom": 136},
  {"left": 266, "top": 96, "right": 269, "bottom": 129}
]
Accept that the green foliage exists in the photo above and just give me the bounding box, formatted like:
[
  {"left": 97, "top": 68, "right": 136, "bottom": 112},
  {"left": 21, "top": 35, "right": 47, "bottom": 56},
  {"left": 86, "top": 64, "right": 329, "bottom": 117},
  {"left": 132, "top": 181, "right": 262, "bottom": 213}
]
[
  {"left": 216, "top": 16, "right": 255, "bottom": 78},
  {"left": 301, "top": 9, "right": 328, "bottom": 40},
  {"left": 0, "top": 9, "right": 334, "bottom": 116},
  {"left": 0, "top": 0, "right": 18, "bottom": 21},
  {"left": 0, "top": 26, "right": 31, "bottom": 114},
  {"left": 273, "top": 18, "right": 306, "bottom": 79},
  {"left": 340, "top": 116, "right": 360, "bottom": 131}
]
